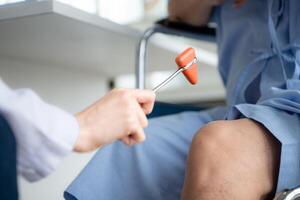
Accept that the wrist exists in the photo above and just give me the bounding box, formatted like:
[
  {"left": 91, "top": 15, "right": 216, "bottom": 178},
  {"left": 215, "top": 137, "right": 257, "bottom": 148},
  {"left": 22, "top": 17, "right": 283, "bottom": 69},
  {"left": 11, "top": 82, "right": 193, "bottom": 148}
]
[{"left": 74, "top": 112, "right": 93, "bottom": 153}]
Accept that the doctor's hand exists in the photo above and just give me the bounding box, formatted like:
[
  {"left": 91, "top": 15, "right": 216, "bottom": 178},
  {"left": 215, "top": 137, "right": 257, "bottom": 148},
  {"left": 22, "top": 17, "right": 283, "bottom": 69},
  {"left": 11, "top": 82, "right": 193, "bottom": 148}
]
[{"left": 73, "top": 89, "right": 156, "bottom": 153}]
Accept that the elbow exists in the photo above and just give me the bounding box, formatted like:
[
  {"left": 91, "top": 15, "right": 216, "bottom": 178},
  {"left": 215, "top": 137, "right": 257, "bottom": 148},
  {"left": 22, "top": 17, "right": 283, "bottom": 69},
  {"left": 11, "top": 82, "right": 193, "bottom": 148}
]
[
  {"left": 168, "top": 1, "right": 213, "bottom": 26},
  {"left": 168, "top": 2, "right": 192, "bottom": 24}
]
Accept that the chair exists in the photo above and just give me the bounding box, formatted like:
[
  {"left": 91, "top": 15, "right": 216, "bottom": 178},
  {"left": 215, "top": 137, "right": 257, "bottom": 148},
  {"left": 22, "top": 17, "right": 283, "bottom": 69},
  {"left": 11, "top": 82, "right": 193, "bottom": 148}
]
[
  {"left": 136, "top": 19, "right": 216, "bottom": 118},
  {"left": 135, "top": 19, "right": 300, "bottom": 199}
]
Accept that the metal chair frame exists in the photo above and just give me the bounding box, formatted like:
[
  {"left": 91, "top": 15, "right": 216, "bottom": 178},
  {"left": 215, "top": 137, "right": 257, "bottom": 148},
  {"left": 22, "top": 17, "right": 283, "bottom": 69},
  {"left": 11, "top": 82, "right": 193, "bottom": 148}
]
[{"left": 135, "top": 20, "right": 216, "bottom": 89}]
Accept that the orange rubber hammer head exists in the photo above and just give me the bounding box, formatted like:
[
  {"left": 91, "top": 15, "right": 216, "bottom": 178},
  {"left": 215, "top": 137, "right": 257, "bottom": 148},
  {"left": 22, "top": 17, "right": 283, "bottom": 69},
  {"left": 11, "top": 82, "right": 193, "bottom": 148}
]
[{"left": 175, "top": 47, "right": 198, "bottom": 85}]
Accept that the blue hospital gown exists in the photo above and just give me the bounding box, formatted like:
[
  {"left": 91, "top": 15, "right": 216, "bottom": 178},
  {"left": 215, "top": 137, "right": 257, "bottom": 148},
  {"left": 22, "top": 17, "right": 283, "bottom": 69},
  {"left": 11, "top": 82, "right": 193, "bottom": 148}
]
[{"left": 65, "top": 0, "right": 300, "bottom": 199}]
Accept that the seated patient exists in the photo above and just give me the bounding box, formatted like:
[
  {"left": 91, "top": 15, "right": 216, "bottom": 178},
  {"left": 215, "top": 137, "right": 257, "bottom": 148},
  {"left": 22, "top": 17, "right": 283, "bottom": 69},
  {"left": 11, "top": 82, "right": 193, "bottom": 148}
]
[{"left": 65, "top": 0, "right": 300, "bottom": 199}]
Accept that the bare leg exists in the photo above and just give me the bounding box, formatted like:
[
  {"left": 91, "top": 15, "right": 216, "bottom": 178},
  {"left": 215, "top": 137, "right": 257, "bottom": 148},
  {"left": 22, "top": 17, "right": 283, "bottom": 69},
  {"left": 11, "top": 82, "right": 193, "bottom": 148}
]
[{"left": 181, "top": 119, "right": 280, "bottom": 200}]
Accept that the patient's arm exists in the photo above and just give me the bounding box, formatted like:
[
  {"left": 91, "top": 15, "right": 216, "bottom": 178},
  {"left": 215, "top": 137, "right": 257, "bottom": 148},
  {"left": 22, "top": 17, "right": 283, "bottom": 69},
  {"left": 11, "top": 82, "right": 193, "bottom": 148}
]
[
  {"left": 168, "top": 0, "right": 246, "bottom": 26},
  {"left": 168, "top": 0, "right": 220, "bottom": 26}
]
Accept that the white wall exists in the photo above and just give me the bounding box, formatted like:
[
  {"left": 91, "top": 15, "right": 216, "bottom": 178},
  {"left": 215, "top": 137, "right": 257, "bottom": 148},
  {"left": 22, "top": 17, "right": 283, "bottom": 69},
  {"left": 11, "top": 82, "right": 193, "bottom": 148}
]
[{"left": 0, "top": 57, "right": 108, "bottom": 200}]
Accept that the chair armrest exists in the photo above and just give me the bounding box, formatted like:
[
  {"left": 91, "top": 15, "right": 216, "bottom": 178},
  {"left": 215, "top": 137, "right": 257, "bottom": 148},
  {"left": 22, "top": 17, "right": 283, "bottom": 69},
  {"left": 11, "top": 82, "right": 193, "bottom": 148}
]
[
  {"left": 155, "top": 18, "right": 216, "bottom": 41},
  {"left": 275, "top": 187, "right": 300, "bottom": 200}
]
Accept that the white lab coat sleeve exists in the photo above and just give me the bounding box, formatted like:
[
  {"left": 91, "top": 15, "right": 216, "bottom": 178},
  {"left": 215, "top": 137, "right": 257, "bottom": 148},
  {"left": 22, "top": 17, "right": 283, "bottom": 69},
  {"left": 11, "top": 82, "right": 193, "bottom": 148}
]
[{"left": 0, "top": 79, "right": 80, "bottom": 182}]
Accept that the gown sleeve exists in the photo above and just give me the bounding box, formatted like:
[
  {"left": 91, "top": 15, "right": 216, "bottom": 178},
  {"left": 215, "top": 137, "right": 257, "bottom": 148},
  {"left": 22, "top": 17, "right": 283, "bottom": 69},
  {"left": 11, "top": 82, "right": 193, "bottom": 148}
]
[
  {"left": 230, "top": 50, "right": 300, "bottom": 143},
  {"left": 258, "top": 50, "right": 300, "bottom": 115},
  {"left": 227, "top": 50, "right": 300, "bottom": 192},
  {"left": 0, "top": 79, "right": 79, "bottom": 182}
]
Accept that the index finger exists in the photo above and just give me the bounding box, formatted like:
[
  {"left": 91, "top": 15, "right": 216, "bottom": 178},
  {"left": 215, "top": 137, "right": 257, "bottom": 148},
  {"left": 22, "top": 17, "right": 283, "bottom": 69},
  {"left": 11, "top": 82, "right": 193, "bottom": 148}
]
[{"left": 132, "top": 89, "right": 156, "bottom": 114}]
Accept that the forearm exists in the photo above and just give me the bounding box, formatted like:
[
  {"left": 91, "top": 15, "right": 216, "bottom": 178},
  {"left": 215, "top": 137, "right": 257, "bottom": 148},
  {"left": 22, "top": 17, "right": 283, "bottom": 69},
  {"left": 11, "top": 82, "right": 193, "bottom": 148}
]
[
  {"left": 0, "top": 79, "right": 155, "bottom": 181},
  {"left": 168, "top": 0, "right": 213, "bottom": 26}
]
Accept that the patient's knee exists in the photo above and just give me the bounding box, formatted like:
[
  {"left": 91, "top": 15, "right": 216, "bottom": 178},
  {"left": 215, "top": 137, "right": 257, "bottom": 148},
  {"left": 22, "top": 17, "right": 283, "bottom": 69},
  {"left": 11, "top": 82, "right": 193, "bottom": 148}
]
[
  {"left": 192, "top": 120, "right": 234, "bottom": 157},
  {"left": 182, "top": 121, "right": 239, "bottom": 199},
  {"left": 187, "top": 121, "right": 236, "bottom": 181},
  {"left": 182, "top": 119, "right": 280, "bottom": 200}
]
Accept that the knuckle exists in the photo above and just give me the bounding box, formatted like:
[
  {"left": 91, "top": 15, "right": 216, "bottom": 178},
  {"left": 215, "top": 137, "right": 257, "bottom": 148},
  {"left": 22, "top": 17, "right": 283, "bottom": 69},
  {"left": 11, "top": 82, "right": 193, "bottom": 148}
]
[
  {"left": 136, "top": 130, "right": 146, "bottom": 142},
  {"left": 139, "top": 133, "right": 146, "bottom": 143},
  {"left": 142, "top": 118, "right": 148, "bottom": 128},
  {"left": 144, "top": 106, "right": 152, "bottom": 115},
  {"left": 124, "top": 109, "right": 132, "bottom": 119},
  {"left": 120, "top": 91, "right": 130, "bottom": 100},
  {"left": 124, "top": 117, "right": 135, "bottom": 132},
  {"left": 124, "top": 124, "right": 131, "bottom": 134},
  {"left": 112, "top": 88, "right": 125, "bottom": 95},
  {"left": 127, "top": 117, "right": 136, "bottom": 127},
  {"left": 129, "top": 121, "right": 139, "bottom": 132},
  {"left": 122, "top": 95, "right": 133, "bottom": 108},
  {"left": 114, "top": 88, "right": 130, "bottom": 99}
]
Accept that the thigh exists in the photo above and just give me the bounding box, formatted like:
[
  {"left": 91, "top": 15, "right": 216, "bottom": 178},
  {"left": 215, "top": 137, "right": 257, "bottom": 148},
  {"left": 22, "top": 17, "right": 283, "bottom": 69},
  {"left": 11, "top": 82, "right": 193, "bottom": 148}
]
[
  {"left": 182, "top": 119, "right": 281, "bottom": 200},
  {"left": 65, "top": 111, "right": 217, "bottom": 200}
]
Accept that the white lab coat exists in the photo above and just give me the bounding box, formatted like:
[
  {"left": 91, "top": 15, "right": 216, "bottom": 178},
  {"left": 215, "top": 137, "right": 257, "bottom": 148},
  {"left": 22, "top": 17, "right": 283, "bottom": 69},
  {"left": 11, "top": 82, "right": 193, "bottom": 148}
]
[{"left": 0, "top": 79, "right": 79, "bottom": 182}]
